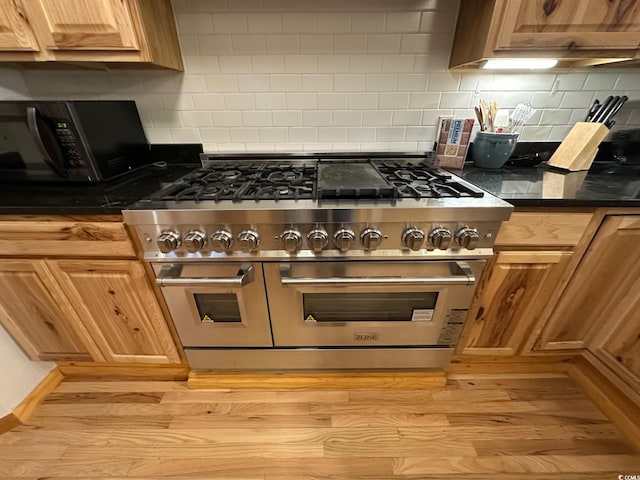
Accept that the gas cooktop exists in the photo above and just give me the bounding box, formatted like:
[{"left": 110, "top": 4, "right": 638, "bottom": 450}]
[{"left": 150, "top": 155, "right": 485, "bottom": 203}]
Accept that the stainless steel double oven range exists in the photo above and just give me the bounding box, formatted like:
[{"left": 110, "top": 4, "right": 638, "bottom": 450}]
[{"left": 124, "top": 153, "right": 512, "bottom": 371}]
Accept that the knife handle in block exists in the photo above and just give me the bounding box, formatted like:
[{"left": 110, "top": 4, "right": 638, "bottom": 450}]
[{"left": 547, "top": 122, "right": 609, "bottom": 171}]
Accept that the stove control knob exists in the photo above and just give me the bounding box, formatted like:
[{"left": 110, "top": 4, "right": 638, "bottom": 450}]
[
  {"left": 211, "top": 230, "right": 233, "bottom": 253},
  {"left": 157, "top": 230, "right": 181, "bottom": 254},
  {"left": 361, "top": 228, "right": 383, "bottom": 251},
  {"left": 184, "top": 230, "right": 207, "bottom": 253},
  {"left": 307, "top": 229, "right": 329, "bottom": 253},
  {"left": 455, "top": 226, "right": 480, "bottom": 250},
  {"left": 281, "top": 230, "right": 302, "bottom": 253},
  {"left": 238, "top": 230, "right": 260, "bottom": 252},
  {"left": 428, "top": 227, "right": 453, "bottom": 250},
  {"left": 334, "top": 228, "right": 355, "bottom": 252},
  {"left": 402, "top": 227, "right": 425, "bottom": 251}
]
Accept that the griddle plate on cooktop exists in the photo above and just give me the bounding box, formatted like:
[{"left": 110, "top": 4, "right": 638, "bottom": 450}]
[{"left": 317, "top": 162, "right": 395, "bottom": 198}]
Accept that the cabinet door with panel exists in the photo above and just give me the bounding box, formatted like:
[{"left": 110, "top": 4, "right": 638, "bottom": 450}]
[
  {"left": 0, "top": 0, "right": 40, "bottom": 52},
  {"left": 495, "top": 0, "right": 640, "bottom": 52},
  {"left": 538, "top": 215, "right": 640, "bottom": 351},
  {"left": 23, "top": 0, "right": 139, "bottom": 51},
  {"left": 0, "top": 259, "right": 96, "bottom": 361},
  {"left": 47, "top": 259, "right": 180, "bottom": 364},
  {"left": 457, "top": 251, "right": 573, "bottom": 355}
]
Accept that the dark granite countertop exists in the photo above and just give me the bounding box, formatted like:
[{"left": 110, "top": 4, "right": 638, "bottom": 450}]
[
  {"left": 453, "top": 161, "right": 640, "bottom": 208},
  {"left": 0, "top": 162, "right": 199, "bottom": 215}
]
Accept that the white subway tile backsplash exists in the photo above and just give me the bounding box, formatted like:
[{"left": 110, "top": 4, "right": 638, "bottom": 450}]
[
  {"left": 363, "top": 110, "right": 393, "bottom": 125},
  {"left": 224, "top": 93, "right": 256, "bottom": 109},
  {"left": 231, "top": 35, "right": 267, "bottom": 54},
  {"left": 386, "top": 12, "right": 421, "bottom": 32},
  {"left": 332, "top": 110, "right": 362, "bottom": 126},
  {"left": 248, "top": 13, "right": 283, "bottom": 33},
  {"left": 393, "top": 110, "right": 422, "bottom": 125},
  {"left": 266, "top": 35, "right": 300, "bottom": 53},
  {"left": 367, "top": 34, "right": 401, "bottom": 54},
  {"left": 334, "top": 35, "right": 367, "bottom": 54},
  {"left": 238, "top": 74, "right": 271, "bottom": 92},
  {"left": 256, "top": 93, "right": 287, "bottom": 109},
  {"left": 300, "top": 35, "right": 334, "bottom": 54},
  {"left": 317, "top": 55, "right": 350, "bottom": 73},
  {"left": 302, "top": 75, "right": 334, "bottom": 92},
  {"left": 218, "top": 55, "right": 252, "bottom": 73},
  {"left": 212, "top": 14, "right": 248, "bottom": 34},
  {"left": 379, "top": 92, "right": 409, "bottom": 109},
  {"left": 201, "top": 127, "right": 231, "bottom": 142},
  {"left": 409, "top": 92, "right": 439, "bottom": 108},
  {"left": 319, "top": 127, "right": 347, "bottom": 142},
  {"left": 560, "top": 91, "right": 595, "bottom": 109},
  {"left": 317, "top": 13, "right": 351, "bottom": 33},
  {"left": 212, "top": 111, "right": 243, "bottom": 126},
  {"left": 12, "top": 0, "right": 639, "bottom": 151},
  {"left": 352, "top": 13, "right": 385, "bottom": 32},
  {"left": 289, "top": 127, "right": 318, "bottom": 141},
  {"left": 287, "top": 92, "right": 317, "bottom": 109},
  {"left": 397, "top": 74, "right": 427, "bottom": 91},
  {"left": 230, "top": 127, "right": 260, "bottom": 142},
  {"left": 440, "top": 92, "right": 471, "bottom": 109},
  {"left": 349, "top": 55, "right": 383, "bottom": 73},
  {"left": 273, "top": 110, "right": 303, "bottom": 126},
  {"left": 303, "top": 110, "right": 332, "bottom": 125},
  {"left": 193, "top": 93, "right": 225, "bottom": 110},
  {"left": 170, "top": 128, "right": 202, "bottom": 142},
  {"left": 181, "top": 111, "right": 213, "bottom": 126},
  {"left": 284, "top": 55, "right": 318, "bottom": 73},
  {"left": 282, "top": 13, "right": 317, "bottom": 33},
  {"left": 318, "top": 92, "right": 348, "bottom": 109},
  {"left": 242, "top": 111, "right": 273, "bottom": 126},
  {"left": 382, "top": 55, "right": 416, "bottom": 73},
  {"left": 400, "top": 34, "right": 430, "bottom": 54},
  {"left": 348, "top": 93, "right": 379, "bottom": 109},
  {"left": 198, "top": 35, "right": 233, "bottom": 55}
]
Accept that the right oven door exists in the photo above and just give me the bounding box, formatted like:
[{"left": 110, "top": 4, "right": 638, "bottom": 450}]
[{"left": 264, "top": 260, "right": 484, "bottom": 347}]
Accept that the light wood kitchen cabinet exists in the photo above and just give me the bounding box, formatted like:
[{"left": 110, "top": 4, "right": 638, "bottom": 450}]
[
  {"left": 0, "top": 216, "right": 182, "bottom": 364},
  {"left": 48, "top": 259, "right": 181, "bottom": 364},
  {"left": 0, "top": 259, "right": 95, "bottom": 361},
  {"left": 537, "top": 215, "right": 640, "bottom": 353},
  {"left": 0, "top": 0, "right": 183, "bottom": 70},
  {"left": 0, "top": 0, "right": 40, "bottom": 53},
  {"left": 450, "top": 0, "right": 640, "bottom": 68},
  {"left": 457, "top": 212, "right": 594, "bottom": 355}
]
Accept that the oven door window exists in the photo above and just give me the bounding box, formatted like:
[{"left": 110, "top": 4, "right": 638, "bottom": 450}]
[
  {"left": 303, "top": 292, "right": 438, "bottom": 323},
  {"left": 193, "top": 293, "right": 241, "bottom": 323}
]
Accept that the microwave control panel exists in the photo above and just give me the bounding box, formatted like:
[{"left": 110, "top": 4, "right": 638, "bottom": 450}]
[{"left": 53, "top": 120, "right": 83, "bottom": 168}]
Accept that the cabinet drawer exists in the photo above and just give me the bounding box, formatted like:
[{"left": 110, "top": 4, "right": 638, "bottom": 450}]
[
  {"left": 0, "top": 221, "right": 135, "bottom": 257},
  {"left": 495, "top": 213, "right": 593, "bottom": 248}
]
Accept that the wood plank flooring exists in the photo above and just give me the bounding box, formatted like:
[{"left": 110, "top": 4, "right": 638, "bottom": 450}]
[{"left": 0, "top": 373, "right": 638, "bottom": 479}]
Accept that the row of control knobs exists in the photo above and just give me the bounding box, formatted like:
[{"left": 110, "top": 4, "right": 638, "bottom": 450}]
[{"left": 157, "top": 226, "right": 479, "bottom": 254}]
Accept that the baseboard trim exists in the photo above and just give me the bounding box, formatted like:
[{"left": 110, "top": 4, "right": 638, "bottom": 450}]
[
  {"left": 12, "top": 367, "right": 64, "bottom": 423},
  {"left": 188, "top": 371, "right": 447, "bottom": 389},
  {"left": 0, "top": 413, "right": 21, "bottom": 435},
  {"left": 448, "top": 354, "right": 574, "bottom": 374},
  {"left": 57, "top": 362, "right": 190, "bottom": 381},
  {"left": 568, "top": 352, "right": 640, "bottom": 450}
]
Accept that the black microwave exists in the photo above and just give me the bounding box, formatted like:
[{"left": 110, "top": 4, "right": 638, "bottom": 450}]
[{"left": 0, "top": 100, "right": 150, "bottom": 182}]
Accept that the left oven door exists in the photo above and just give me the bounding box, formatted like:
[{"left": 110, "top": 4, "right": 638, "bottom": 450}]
[{"left": 154, "top": 262, "right": 273, "bottom": 347}]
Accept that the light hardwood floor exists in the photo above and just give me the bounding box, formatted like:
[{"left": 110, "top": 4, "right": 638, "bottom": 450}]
[{"left": 0, "top": 373, "right": 638, "bottom": 478}]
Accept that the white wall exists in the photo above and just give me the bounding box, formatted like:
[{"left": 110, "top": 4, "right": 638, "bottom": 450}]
[
  {"left": 0, "top": 324, "right": 55, "bottom": 417},
  {"left": 1, "top": 0, "right": 640, "bottom": 152}
]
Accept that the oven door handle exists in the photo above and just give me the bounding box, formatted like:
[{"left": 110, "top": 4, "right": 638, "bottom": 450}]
[
  {"left": 279, "top": 262, "right": 475, "bottom": 286},
  {"left": 156, "top": 264, "right": 255, "bottom": 287}
]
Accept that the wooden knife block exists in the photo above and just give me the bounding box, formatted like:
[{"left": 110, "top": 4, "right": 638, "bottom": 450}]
[{"left": 547, "top": 122, "right": 609, "bottom": 171}]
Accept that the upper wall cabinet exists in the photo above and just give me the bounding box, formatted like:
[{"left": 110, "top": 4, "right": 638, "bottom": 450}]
[
  {"left": 450, "top": 0, "right": 640, "bottom": 69},
  {"left": 0, "top": 0, "right": 183, "bottom": 70}
]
